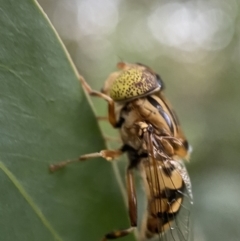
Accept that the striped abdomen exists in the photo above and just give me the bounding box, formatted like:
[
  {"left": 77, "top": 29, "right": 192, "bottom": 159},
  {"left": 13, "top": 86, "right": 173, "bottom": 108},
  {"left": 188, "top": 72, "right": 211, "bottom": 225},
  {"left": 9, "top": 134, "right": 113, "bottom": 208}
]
[{"left": 141, "top": 160, "right": 185, "bottom": 240}]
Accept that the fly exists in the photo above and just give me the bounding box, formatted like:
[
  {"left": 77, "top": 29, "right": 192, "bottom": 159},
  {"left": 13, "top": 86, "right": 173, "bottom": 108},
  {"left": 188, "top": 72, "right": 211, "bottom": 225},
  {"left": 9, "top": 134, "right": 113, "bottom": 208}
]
[{"left": 50, "top": 62, "right": 193, "bottom": 241}]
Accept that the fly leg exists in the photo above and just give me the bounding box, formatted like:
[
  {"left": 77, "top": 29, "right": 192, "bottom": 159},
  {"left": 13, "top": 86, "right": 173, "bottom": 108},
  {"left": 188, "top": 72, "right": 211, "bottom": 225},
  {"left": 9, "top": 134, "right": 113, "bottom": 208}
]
[
  {"left": 50, "top": 77, "right": 119, "bottom": 172},
  {"left": 101, "top": 168, "right": 137, "bottom": 241},
  {"left": 49, "top": 149, "right": 123, "bottom": 172},
  {"left": 79, "top": 75, "right": 117, "bottom": 127}
]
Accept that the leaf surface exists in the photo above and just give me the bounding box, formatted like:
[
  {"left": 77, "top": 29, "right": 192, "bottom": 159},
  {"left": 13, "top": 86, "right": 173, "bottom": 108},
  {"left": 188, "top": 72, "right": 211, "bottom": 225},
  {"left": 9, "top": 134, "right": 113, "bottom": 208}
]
[{"left": 0, "top": 1, "right": 133, "bottom": 240}]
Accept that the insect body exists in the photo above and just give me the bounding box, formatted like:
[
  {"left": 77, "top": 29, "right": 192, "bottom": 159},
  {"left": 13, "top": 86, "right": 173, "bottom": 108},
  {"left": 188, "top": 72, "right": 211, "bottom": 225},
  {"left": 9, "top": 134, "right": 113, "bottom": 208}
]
[{"left": 50, "top": 62, "right": 192, "bottom": 241}]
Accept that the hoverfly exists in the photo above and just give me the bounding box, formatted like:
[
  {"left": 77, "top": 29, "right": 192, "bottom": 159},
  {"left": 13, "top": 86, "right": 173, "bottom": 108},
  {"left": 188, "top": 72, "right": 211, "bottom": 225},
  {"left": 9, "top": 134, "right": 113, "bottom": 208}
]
[{"left": 50, "top": 62, "right": 193, "bottom": 241}]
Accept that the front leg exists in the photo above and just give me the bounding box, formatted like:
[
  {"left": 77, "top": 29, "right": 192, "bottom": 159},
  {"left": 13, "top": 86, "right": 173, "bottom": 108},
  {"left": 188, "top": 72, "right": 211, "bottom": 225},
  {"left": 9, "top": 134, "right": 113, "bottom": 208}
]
[{"left": 79, "top": 75, "right": 117, "bottom": 127}]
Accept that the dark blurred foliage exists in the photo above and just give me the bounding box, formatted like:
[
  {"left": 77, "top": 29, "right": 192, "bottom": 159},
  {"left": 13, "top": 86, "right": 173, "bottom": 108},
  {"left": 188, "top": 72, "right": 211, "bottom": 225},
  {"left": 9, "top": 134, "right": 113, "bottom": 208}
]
[{"left": 39, "top": 0, "right": 240, "bottom": 240}]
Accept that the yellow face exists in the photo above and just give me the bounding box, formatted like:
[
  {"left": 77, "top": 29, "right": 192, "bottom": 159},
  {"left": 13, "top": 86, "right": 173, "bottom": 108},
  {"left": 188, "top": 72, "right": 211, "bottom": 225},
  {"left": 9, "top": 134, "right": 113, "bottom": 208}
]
[{"left": 103, "top": 63, "right": 162, "bottom": 102}]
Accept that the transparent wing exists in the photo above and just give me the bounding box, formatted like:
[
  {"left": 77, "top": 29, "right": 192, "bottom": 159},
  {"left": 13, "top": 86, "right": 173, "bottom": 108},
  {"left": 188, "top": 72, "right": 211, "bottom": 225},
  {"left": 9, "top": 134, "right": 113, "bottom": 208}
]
[
  {"left": 141, "top": 131, "right": 193, "bottom": 241},
  {"left": 158, "top": 159, "right": 193, "bottom": 241}
]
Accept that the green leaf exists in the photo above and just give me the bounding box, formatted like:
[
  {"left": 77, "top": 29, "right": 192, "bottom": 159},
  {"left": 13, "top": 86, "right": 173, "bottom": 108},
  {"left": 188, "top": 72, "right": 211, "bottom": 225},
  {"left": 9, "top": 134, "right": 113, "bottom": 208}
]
[{"left": 0, "top": 0, "right": 134, "bottom": 240}]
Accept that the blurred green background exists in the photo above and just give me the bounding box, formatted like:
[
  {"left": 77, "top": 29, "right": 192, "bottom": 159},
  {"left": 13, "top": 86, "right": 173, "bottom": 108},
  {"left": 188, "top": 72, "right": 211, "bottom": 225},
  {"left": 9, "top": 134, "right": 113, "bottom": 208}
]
[{"left": 38, "top": 0, "right": 240, "bottom": 240}]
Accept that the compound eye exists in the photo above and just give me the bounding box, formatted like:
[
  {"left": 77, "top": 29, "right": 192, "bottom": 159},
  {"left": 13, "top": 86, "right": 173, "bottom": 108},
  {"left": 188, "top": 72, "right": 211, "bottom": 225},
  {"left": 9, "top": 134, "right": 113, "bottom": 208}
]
[
  {"left": 156, "top": 74, "right": 165, "bottom": 90},
  {"left": 109, "top": 68, "right": 161, "bottom": 102}
]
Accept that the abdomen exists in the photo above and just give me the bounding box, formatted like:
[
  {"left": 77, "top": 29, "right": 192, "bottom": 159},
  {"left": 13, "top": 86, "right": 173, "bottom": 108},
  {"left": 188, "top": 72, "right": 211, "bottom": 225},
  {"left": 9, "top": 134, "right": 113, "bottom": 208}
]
[{"left": 140, "top": 159, "right": 191, "bottom": 241}]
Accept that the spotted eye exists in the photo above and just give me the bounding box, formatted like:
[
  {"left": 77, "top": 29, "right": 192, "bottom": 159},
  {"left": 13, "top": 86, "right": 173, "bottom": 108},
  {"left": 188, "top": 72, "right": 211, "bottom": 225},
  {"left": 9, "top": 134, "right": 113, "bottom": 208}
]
[{"left": 110, "top": 68, "right": 162, "bottom": 102}]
